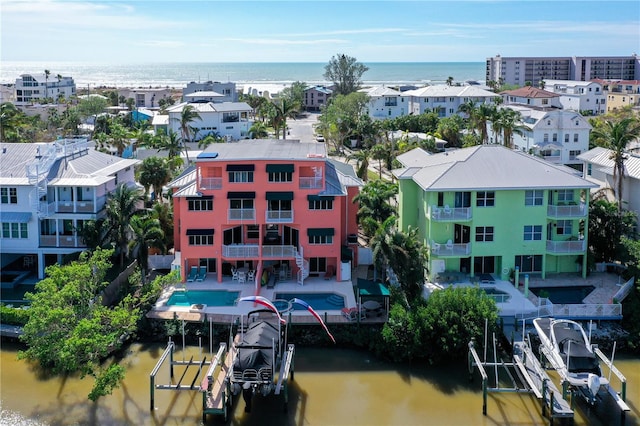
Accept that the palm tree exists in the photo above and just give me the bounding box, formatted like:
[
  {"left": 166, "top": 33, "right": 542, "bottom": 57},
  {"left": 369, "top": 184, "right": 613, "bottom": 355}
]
[
  {"left": 591, "top": 117, "right": 640, "bottom": 212},
  {"left": 492, "top": 107, "right": 525, "bottom": 148},
  {"left": 248, "top": 121, "right": 269, "bottom": 139},
  {"left": 176, "top": 105, "right": 202, "bottom": 163},
  {"left": 44, "top": 69, "right": 50, "bottom": 102},
  {"left": 348, "top": 148, "right": 371, "bottom": 182},
  {"left": 106, "top": 183, "right": 144, "bottom": 266},
  {"left": 370, "top": 143, "right": 388, "bottom": 179},
  {"left": 137, "top": 156, "right": 172, "bottom": 202},
  {"left": 446, "top": 76, "right": 454, "bottom": 86},
  {"left": 353, "top": 179, "right": 398, "bottom": 238},
  {"left": 150, "top": 202, "right": 174, "bottom": 252},
  {"left": 128, "top": 215, "right": 164, "bottom": 283},
  {"left": 107, "top": 122, "right": 132, "bottom": 157},
  {"left": 270, "top": 98, "right": 298, "bottom": 139},
  {"left": 198, "top": 132, "right": 224, "bottom": 149},
  {"left": 474, "top": 103, "right": 496, "bottom": 144},
  {"left": 0, "top": 102, "right": 20, "bottom": 141}
]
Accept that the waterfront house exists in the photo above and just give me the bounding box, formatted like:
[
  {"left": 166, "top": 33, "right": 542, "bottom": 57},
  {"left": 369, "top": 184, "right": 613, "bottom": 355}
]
[
  {"left": 543, "top": 80, "right": 606, "bottom": 115},
  {"left": 303, "top": 86, "right": 333, "bottom": 112},
  {"left": 495, "top": 105, "right": 591, "bottom": 169},
  {"left": 0, "top": 138, "right": 139, "bottom": 279},
  {"left": 117, "top": 88, "right": 173, "bottom": 109},
  {"left": 359, "top": 86, "right": 408, "bottom": 120},
  {"left": 168, "top": 139, "right": 362, "bottom": 285},
  {"left": 166, "top": 101, "right": 253, "bottom": 142},
  {"left": 404, "top": 85, "right": 497, "bottom": 118},
  {"left": 183, "top": 81, "right": 238, "bottom": 103},
  {"left": 14, "top": 73, "right": 76, "bottom": 105},
  {"left": 501, "top": 86, "right": 563, "bottom": 109},
  {"left": 578, "top": 147, "right": 640, "bottom": 230},
  {"left": 392, "top": 145, "right": 597, "bottom": 281}
]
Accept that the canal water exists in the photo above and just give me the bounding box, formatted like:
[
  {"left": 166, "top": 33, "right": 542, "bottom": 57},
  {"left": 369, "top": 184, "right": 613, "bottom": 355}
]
[{"left": 1, "top": 341, "right": 638, "bottom": 425}]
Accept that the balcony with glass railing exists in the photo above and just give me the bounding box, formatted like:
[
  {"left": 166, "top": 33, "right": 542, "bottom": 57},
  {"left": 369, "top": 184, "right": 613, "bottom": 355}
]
[
  {"left": 299, "top": 177, "right": 322, "bottom": 189},
  {"left": 199, "top": 177, "right": 222, "bottom": 190},
  {"left": 547, "top": 202, "right": 586, "bottom": 218},
  {"left": 546, "top": 239, "right": 585, "bottom": 254},
  {"left": 429, "top": 240, "right": 471, "bottom": 257},
  {"left": 429, "top": 205, "right": 472, "bottom": 222},
  {"left": 228, "top": 208, "right": 255, "bottom": 221},
  {"left": 265, "top": 210, "right": 293, "bottom": 223}
]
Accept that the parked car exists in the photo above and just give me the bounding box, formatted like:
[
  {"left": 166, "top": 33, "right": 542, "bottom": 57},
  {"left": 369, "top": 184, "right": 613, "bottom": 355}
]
[{"left": 316, "top": 134, "right": 324, "bottom": 142}]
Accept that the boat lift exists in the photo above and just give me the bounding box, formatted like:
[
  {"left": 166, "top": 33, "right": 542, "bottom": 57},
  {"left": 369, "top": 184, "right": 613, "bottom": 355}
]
[{"left": 468, "top": 319, "right": 630, "bottom": 425}]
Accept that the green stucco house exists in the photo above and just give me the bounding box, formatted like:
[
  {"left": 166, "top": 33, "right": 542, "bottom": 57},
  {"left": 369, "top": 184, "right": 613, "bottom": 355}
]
[{"left": 393, "top": 145, "right": 597, "bottom": 281}]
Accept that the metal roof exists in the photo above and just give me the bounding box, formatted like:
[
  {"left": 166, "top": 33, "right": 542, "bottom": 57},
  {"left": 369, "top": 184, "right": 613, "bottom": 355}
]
[
  {"left": 0, "top": 212, "right": 32, "bottom": 223},
  {"left": 578, "top": 147, "right": 640, "bottom": 180},
  {"left": 359, "top": 86, "right": 402, "bottom": 97},
  {"left": 198, "top": 139, "right": 326, "bottom": 161},
  {"left": 166, "top": 165, "right": 196, "bottom": 188},
  {"left": 166, "top": 101, "right": 252, "bottom": 113},
  {"left": 403, "top": 85, "right": 496, "bottom": 98},
  {"left": 393, "top": 145, "right": 597, "bottom": 191}
]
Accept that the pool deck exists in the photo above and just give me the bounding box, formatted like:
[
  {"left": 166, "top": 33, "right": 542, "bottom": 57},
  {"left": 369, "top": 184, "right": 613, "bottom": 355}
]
[{"left": 148, "top": 274, "right": 364, "bottom": 325}]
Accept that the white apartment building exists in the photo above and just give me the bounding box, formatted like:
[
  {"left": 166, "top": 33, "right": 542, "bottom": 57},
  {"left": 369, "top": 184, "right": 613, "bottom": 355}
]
[
  {"left": 166, "top": 101, "right": 253, "bottom": 141},
  {"left": 117, "top": 88, "right": 173, "bottom": 109},
  {"left": 501, "top": 105, "right": 591, "bottom": 168},
  {"left": 501, "top": 86, "right": 563, "bottom": 109},
  {"left": 486, "top": 55, "right": 640, "bottom": 87},
  {"left": 14, "top": 73, "right": 76, "bottom": 105},
  {"left": 183, "top": 81, "right": 237, "bottom": 103},
  {"left": 543, "top": 80, "right": 606, "bottom": 115},
  {"left": 359, "top": 86, "right": 408, "bottom": 119},
  {"left": 404, "top": 85, "right": 497, "bottom": 117},
  {"left": 579, "top": 147, "right": 640, "bottom": 230},
  {"left": 0, "top": 138, "right": 139, "bottom": 279}
]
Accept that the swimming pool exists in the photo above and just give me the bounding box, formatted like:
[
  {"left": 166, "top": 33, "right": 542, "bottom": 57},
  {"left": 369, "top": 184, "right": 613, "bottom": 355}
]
[
  {"left": 166, "top": 290, "right": 240, "bottom": 307},
  {"left": 530, "top": 286, "right": 595, "bottom": 304},
  {"left": 274, "top": 292, "right": 345, "bottom": 310},
  {"left": 481, "top": 287, "right": 511, "bottom": 303}
]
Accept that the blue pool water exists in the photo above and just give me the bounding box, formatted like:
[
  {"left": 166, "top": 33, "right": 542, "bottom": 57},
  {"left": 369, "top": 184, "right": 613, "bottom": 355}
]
[
  {"left": 275, "top": 292, "right": 345, "bottom": 310},
  {"left": 480, "top": 287, "right": 511, "bottom": 303},
  {"left": 166, "top": 290, "right": 240, "bottom": 307},
  {"left": 530, "top": 286, "right": 595, "bottom": 304}
]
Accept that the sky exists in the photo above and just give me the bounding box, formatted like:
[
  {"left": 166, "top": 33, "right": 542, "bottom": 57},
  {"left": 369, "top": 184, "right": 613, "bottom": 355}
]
[{"left": 1, "top": 0, "right": 639, "bottom": 63}]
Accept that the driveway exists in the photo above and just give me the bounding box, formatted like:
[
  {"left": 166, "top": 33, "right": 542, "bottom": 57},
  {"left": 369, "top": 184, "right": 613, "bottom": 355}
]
[{"left": 286, "top": 112, "right": 320, "bottom": 143}]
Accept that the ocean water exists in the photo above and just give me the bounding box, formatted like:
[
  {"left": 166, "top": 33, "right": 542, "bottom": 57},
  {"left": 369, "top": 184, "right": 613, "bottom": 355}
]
[{"left": 0, "top": 61, "right": 485, "bottom": 90}]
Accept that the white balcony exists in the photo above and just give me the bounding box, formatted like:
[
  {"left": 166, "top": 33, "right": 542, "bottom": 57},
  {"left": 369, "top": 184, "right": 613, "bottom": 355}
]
[
  {"left": 429, "top": 205, "right": 472, "bottom": 221},
  {"left": 541, "top": 154, "right": 561, "bottom": 163},
  {"left": 200, "top": 177, "right": 222, "bottom": 190},
  {"left": 429, "top": 240, "right": 471, "bottom": 257},
  {"left": 547, "top": 203, "right": 586, "bottom": 218},
  {"left": 299, "top": 177, "right": 322, "bottom": 189},
  {"left": 261, "top": 245, "right": 297, "bottom": 258},
  {"left": 222, "top": 244, "right": 259, "bottom": 258},
  {"left": 546, "top": 239, "right": 585, "bottom": 254},
  {"left": 265, "top": 210, "right": 293, "bottom": 223},
  {"left": 228, "top": 208, "right": 255, "bottom": 221}
]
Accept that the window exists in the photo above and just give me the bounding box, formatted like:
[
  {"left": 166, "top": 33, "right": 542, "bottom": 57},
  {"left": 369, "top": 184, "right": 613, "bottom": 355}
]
[
  {"left": 587, "top": 164, "right": 592, "bottom": 176},
  {"left": 525, "top": 190, "right": 543, "bottom": 206},
  {"left": 556, "top": 220, "right": 572, "bottom": 235},
  {"left": 189, "top": 234, "right": 213, "bottom": 245},
  {"left": 247, "top": 225, "right": 259, "bottom": 239},
  {"left": 557, "top": 190, "right": 574, "bottom": 203},
  {"left": 1, "top": 222, "right": 28, "bottom": 239},
  {"left": 309, "top": 234, "right": 333, "bottom": 244},
  {"left": 552, "top": 133, "right": 558, "bottom": 142},
  {"left": 268, "top": 171, "right": 293, "bottom": 182},
  {"left": 476, "top": 191, "right": 495, "bottom": 207},
  {"left": 229, "top": 199, "right": 253, "bottom": 209},
  {"left": 515, "top": 255, "right": 543, "bottom": 273},
  {"left": 308, "top": 198, "right": 333, "bottom": 210},
  {"left": 542, "top": 99, "right": 549, "bottom": 105},
  {"left": 569, "top": 150, "right": 581, "bottom": 160},
  {"left": 268, "top": 199, "right": 291, "bottom": 212},
  {"left": 564, "top": 134, "right": 569, "bottom": 143},
  {"left": 188, "top": 197, "right": 213, "bottom": 211},
  {"left": 574, "top": 133, "right": 579, "bottom": 143},
  {"left": 543, "top": 133, "right": 549, "bottom": 142},
  {"left": 524, "top": 225, "right": 542, "bottom": 241},
  {"left": 1, "top": 188, "right": 17, "bottom": 204},
  {"left": 475, "top": 226, "right": 494, "bottom": 242},
  {"left": 229, "top": 171, "right": 253, "bottom": 183}
]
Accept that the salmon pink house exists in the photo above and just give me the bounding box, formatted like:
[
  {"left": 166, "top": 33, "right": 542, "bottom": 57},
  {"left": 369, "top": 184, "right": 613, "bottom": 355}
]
[{"left": 168, "top": 139, "right": 362, "bottom": 287}]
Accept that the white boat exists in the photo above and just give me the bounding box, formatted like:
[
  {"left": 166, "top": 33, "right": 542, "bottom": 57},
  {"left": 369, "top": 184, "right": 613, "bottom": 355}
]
[{"left": 533, "top": 317, "right": 607, "bottom": 404}]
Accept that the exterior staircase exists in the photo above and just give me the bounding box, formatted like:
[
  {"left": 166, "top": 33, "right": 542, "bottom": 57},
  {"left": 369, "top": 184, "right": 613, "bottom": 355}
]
[{"left": 295, "top": 246, "right": 309, "bottom": 285}]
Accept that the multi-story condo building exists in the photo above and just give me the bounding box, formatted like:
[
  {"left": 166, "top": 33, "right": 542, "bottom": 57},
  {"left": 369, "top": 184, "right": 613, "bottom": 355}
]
[
  {"left": 166, "top": 101, "right": 253, "bottom": 141},
  {"left": 303, "top": 86, "right": 333, "bottom": 112},
  {"left": 168, "top": 139, "right": 362, "bottom": 285},
  {"left": 593, "top": 79, "right": 640, "bottom": 112},
  {"left": 0, "top": 138, "right": 139, "bottom": 279},
  {"left": 543, "top": 80, "right": 606, "bottom": 115},
  {"left": 486, "top": 55, "right": 640, "bottom": 87},
  {"left": 359, "top": 86, "right": 408, "bottom": 119},
  {"left": 183, "top": 81, "right": 238, "bottom": 103},
  {"left": 579, "top": 148, "right": 640, "bottom": 231},
  {"left": 14, "top": 73, "right": 76, "bottom": 105},
  {"left": 496, "top": 105, "right": 591, "bottom": 169},
  {"left": 117, "top": 88, "right": 173, "bottom": 109},
  {"left": 393, "top": 145, "right": 596, "bottom": 281},
  {"left": 404, "top": 85, "right": 497, "bottom": 118}
]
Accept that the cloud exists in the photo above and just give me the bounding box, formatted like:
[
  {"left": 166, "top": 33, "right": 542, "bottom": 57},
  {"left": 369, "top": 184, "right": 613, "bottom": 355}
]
[
  {"left": 221, "top": 37, "right": 348, "bottom": 46},
  {"left": 432, "top": 20, "right": 639, "bottom": 36}
]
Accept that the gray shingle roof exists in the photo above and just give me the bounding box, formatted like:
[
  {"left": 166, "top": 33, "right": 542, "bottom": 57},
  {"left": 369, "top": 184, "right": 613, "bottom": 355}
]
[{"left": 393, "top": 145, "right": 596, "bottom": 191}]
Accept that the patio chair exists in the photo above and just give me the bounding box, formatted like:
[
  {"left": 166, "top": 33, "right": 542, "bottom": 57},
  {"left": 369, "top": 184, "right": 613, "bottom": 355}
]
[
  {"left": 432, "top": 207, "right": 441, "bottom": 219},
  {"left": 196, "top": 266, "right": 207, "bottom": 282},
  {"left": 231, "top": 268, "right": 239, "bottom": 281},
  {"left": 445, "top": 239, "right": 454, "bottom": 252},
  {"left": 431, "top": 242, "right": 441, "bottom": 254},
  {"left": 443, "top": 205, "right": 452, "bottom": 216},
  {"left": 238, "top": 271, "right": 246, "bottom": 284},
  {"left": 341, "top": 306, "right": 365, "bottom": 321},
  {"left": 247, "top": 270, "right": 255, "bottom": 282},
  {"left": 186, "top": 266, "right": 198, "bottom": 282}
]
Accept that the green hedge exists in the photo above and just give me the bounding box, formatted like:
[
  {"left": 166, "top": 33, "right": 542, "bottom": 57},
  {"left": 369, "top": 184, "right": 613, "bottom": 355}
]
[{"left": 0, "top": 304, "right": 30, "bottom": 326}]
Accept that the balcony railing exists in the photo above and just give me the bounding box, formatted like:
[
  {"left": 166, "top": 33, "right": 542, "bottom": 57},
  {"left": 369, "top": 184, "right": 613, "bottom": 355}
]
[
  {"left": 429, "top": 205, "right": 472, "bottom": 221},
  {"left": 429, "top": 240, "right": 471, "bottom": 257},
  {"left": 228, "top": 208, "right": 255, "bottom": 221},
  {"left": 540, "top": 154, "right": 561, "bottom": 163},
  {"left": 265, "top": 210, "right": 293, "bottom": 223},
  {"left": 262, "top": 245, "right": 297, "bottom": 258},
  {"left": 299, "top": 177, "right": 322, "bottom": 189},
  {"left": 546, "top": 239, "right": 585, "bottom": 254},
  {"left": 547, "top": 203, "right": 586, "bottom": 218},
  {"left": 222, "top": 244, "right": 259, "bottom": 258},
  {"left": 199, "top": 177, "right": 222, "bottom": 190},
  {"left": 39, "top": 234, "right": 86, "bottom": 248}
]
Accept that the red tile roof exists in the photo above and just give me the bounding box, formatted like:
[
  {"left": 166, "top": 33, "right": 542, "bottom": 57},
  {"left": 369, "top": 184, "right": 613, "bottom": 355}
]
[{"left": 500, "top": 86, "right": 560, "bottom": 98}]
